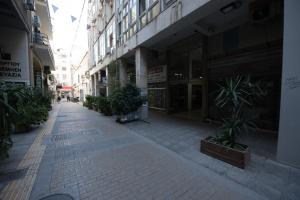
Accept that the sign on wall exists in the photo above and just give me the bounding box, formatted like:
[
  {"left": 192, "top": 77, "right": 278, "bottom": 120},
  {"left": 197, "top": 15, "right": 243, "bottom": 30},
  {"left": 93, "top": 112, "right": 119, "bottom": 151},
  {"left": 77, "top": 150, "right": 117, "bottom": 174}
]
[
  {"left": 148, "top": 65, "right": 167, "bottom": 83},
  {"left": 0, "top": 60, "right": 22, "bottom": 79}
]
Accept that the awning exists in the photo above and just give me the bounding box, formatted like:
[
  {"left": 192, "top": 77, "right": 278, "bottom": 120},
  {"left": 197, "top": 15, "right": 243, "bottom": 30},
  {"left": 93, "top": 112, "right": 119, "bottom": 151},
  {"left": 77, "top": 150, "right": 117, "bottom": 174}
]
[{"left": 60, "top": 86, "right": 73, "bottom": 91}]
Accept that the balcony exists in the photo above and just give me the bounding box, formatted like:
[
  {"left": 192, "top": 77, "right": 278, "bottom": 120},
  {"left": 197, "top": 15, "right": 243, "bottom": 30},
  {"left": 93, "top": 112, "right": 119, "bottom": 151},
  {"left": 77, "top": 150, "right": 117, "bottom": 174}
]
[
  {"left": 32, "top": 32, "right": 55, "bottom": 70},
  {"left": 98, "top": 77, "right": 107, "bottom": 87},
  {"left": 35, "top": 0, "right": 52, "bottom": 39}
]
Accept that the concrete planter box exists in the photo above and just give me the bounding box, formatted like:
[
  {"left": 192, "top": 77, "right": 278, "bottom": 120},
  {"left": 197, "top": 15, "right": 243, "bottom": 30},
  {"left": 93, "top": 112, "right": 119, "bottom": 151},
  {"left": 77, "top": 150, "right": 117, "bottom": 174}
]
[
  {"left": 200, "top": 136, "right": 250, "bottom": 169},
  {"left": 14, "top": 125, "right": 31, "bottom": 133},
  {"left": 116, "top": 111, "right": 140, "bottom": 124},
  {"left": 92, "top": 104, "right": 97, "bottom": 111}
]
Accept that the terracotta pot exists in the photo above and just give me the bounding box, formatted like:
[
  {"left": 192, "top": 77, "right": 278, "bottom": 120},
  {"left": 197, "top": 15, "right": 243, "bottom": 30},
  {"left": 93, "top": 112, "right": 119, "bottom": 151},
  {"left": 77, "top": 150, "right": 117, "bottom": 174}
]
[{"left": 200, "top": 136, "right": 250, "bottom": 169}]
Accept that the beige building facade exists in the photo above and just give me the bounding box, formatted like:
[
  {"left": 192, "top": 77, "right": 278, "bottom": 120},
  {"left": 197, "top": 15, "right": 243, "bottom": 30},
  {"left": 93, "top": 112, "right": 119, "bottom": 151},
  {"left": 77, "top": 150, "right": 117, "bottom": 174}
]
[{"left": 0, "top": 0, "right": 54, "bottom": 90}]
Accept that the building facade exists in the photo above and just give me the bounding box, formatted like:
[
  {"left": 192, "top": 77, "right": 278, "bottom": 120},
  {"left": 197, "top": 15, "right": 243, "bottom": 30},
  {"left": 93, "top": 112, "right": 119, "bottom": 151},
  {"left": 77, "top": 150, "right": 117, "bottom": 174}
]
[
  {"left": 71, "top": 51, "right": 91, "bottom": 101},
  {"left": 0, "top": 0, "right": 55, "bottom": 89},
  {"left": 87, "top": 0, "right": 300, "bottom": 168},
  {"left": 51, "top": 47, "right": 74, "bottom": 98}
]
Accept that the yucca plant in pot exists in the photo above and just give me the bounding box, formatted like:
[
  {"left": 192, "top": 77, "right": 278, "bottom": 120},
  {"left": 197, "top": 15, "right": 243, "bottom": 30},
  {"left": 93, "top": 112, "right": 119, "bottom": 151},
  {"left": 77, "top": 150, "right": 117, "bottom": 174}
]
[{"left": 200, "top": 75, "right": 266, "bottom": 168}]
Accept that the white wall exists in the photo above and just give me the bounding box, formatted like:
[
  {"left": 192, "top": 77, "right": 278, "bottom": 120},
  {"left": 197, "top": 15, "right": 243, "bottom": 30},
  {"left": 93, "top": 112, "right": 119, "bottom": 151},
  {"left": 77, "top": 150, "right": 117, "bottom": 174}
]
[
  {"left": 277, "top": 0, "right": 300, "bottom": 168},
  {"left": 0, "top": 27, "right": 30, "bottom": 84}
]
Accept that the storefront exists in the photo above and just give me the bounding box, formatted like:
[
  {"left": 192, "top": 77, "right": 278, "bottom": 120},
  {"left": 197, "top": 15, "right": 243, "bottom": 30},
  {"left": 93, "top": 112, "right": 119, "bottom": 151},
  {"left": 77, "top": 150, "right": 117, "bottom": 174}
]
[{"left": 0, "top": 27, "right": 31, "bottom": 85}]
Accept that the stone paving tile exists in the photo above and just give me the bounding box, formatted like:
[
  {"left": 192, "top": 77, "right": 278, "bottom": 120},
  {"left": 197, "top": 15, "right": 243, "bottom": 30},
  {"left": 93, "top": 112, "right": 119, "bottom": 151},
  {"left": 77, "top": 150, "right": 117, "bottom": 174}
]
[
  {"left": 28, "top": 102, "right": 265, "bottom": 200},
  {"left": 0, "top": 105, "right": 59, "bottom": 200},
  {"left": 125, "top": 112, "right": 300, "bottom": 200}
]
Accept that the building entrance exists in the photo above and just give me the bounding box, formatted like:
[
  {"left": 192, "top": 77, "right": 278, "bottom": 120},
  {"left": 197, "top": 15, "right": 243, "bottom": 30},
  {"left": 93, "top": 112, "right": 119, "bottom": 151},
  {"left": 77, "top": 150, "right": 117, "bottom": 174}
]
[{"left": 168, "top": 84, "right": 188, "bottom": 113}]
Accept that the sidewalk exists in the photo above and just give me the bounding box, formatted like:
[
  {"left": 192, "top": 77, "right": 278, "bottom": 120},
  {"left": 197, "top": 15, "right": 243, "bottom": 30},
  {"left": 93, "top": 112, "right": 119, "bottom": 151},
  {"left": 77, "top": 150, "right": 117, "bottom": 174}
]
[
  {"left": 125, "top": 111, "right": 300, "bottom": 200},
  {"left": 1, "top": 102, "right": 267, "bottom": 200}
]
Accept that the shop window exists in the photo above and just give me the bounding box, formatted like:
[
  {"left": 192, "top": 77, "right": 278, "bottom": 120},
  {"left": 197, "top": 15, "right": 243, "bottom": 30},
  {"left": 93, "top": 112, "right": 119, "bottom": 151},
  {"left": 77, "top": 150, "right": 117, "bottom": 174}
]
[
  {"left": 190, "top": 48, "right": 204, "bottom": 79},
  {"left": 223, "top": 27, "right": 239, "bottom": 52}
]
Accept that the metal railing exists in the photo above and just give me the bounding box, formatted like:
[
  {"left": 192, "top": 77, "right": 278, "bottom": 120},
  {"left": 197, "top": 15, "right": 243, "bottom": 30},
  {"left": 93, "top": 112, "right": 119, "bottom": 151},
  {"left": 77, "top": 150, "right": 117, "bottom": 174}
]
[
  {"left": 32, "top": 32, "right": 54, "bottom": 63},
  {"left": 32, "top": 32, "right": 50, "bottom": 46}
]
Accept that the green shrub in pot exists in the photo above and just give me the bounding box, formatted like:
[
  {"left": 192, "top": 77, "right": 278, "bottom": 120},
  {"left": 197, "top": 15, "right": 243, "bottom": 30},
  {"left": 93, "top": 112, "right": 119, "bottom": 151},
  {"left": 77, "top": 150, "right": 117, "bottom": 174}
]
[
  {"left": 110, "top": 84, "right": 146, "bottom": 119},
  {"left": 96, "top": 96, "right": 112, "bottom": 116}
]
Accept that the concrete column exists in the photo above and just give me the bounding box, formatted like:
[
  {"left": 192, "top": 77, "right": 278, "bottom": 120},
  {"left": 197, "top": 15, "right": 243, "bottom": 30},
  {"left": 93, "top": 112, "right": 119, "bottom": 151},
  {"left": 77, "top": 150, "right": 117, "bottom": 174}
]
[
  {"left": 119, "top": 59, "right": 128, "bottom": 87},
  {"left": 105, "top": 67, "right": 109, "bottom": 96},
  {"left": 135, "top": 48, "right": 148, "bottom": 120},
  {"left": 188, "top": 83, "right": 192, "bottom": 111},
  {"left": 277, "top": 0, "right": 300, "bottom": 168},
  {"left": 91, "top": 74, "right": 95, "bottom": 95},
  {"left": 93, "top": 73, "right": 98, "bottom": 96}
]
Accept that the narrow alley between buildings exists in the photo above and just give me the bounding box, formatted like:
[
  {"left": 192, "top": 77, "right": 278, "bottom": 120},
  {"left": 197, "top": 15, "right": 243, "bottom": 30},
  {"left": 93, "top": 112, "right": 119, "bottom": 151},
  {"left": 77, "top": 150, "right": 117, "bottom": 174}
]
[{"left": 0, "top": 101, "right": 269, "bottom": 200}]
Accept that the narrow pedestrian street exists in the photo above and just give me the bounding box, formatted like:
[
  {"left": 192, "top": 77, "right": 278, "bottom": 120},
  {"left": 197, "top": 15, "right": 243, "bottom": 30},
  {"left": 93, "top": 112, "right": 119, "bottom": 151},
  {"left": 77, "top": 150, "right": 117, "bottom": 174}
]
[{"left": 1, "top": 101, "right": 267, "bottom": 200}]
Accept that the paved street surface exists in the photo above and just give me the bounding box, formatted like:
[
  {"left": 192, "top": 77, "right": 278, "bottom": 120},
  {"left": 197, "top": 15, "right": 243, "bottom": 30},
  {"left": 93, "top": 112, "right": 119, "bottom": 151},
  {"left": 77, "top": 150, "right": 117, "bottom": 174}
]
[
  {"left": 0, "top": 102, "right": 298, "bottom": 200},
  {"left": 125, "top": 112, "right": 300, "bottom": 200}
]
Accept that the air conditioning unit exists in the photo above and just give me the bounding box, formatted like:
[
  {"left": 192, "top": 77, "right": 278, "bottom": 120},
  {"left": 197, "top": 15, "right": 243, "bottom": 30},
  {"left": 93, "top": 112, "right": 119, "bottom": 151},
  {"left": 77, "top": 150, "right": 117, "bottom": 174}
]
[
  {"left": 249, "top": 0, "right": 278, "bottom": 24},
  {"left": 25, "top": 0, "right": 35, "bottom": 11}
]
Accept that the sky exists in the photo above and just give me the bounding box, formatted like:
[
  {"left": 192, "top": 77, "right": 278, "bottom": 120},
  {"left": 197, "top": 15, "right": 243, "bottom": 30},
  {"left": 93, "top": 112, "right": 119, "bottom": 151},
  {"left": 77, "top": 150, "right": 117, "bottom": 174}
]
[{"left": 48, "top": 0, "right": 88, "bottom": 67}]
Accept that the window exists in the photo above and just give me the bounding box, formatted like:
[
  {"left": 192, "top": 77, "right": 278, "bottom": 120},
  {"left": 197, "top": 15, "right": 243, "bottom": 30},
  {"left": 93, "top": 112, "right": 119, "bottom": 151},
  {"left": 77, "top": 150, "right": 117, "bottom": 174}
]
[
  {"left": 106, "top": 23, "right": 114, "bottom": 49},
  {"left": 139, "top": 0, "right": 147, "bottom": 14},
  {"left": 93, "top": 41, "right": 98, "bottom": 64},
  {"left": 63, "top": 74, "right": 67, "bottom": 80},
  {"left": 118, "top": 22, "right": 122, "bottom": 38},
  {"left": 99, "top": 34, "right": 105, "bottom": 58},
  {"left": 130, "top": 0, "right": 137, "bottom": 23},
  {"left": 62, "top": 67, "right": 66, "bottom": 71}
]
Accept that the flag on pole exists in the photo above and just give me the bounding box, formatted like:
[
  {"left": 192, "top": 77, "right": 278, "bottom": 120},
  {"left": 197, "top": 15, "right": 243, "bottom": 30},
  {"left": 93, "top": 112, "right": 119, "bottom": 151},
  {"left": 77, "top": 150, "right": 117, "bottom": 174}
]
[
  {"left": 52, "top": 5, "right": 59, "bottom": 13},
  {"left": 71, "top": 16, "right": 77, "bottom": 23}
]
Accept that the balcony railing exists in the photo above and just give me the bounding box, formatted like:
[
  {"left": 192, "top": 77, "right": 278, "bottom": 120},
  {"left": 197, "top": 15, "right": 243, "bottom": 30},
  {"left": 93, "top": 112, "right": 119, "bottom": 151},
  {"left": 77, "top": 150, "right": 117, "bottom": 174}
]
[
  {"left": 32, "top": 32, "right": 50, "bottom": 46},
  {"left": 99, "top": 77, "right": 107, "bottom": 85},
  {"left": 32, "top": 31, "right": 54, "bottom": 65}
]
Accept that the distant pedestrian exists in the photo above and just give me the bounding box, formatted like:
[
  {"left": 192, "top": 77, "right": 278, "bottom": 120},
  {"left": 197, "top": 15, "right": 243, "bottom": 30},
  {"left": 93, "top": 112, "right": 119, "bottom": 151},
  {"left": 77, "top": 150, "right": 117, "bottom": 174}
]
[
  {"left": 67, "top": 95, "right": 70, "bottom": 102},
  {"left": 57, "top": 96, "right": 61, "bottom": 103}
]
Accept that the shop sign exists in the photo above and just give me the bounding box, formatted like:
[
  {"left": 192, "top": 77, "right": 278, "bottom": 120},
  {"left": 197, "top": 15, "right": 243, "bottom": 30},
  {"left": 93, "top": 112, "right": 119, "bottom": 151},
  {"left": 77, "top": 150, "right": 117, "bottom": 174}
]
[
  {"left": 148, "top": 65, "right": 167, "bottom": 83},
  {"left": 0, "top": 60, "right": 22, "bottom": 79}
]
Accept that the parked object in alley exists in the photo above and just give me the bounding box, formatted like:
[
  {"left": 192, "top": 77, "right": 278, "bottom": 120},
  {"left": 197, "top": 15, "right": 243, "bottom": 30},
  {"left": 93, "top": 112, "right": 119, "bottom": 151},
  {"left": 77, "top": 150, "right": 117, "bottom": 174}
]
[
  {"left": 110, "top": 84, "right": 146, "bottom": 123},
  {"left": 200, "top": 75, "right": 266, "bottom": 168}
]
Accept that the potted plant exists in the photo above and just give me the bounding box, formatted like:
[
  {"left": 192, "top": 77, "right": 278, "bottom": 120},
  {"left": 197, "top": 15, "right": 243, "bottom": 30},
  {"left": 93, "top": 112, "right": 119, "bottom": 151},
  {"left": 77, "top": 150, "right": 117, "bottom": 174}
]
[
  {"left": 85, "top": 95, "right": 94, "bottom": 110},
  {"left": 13, "top": 88, "right": 49, "bottom": 133},
  {"left": 97, "top": 96, "right": 112, "bottom": 116},
  {"left": 0, "top": 82, "right": 25, "bottom": 158},
  {"left": 110, "top": 84, "right": 146, "bottom": 123},
  {"left": 200, "top": 75, "right": 265, "bottom": 168}
]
